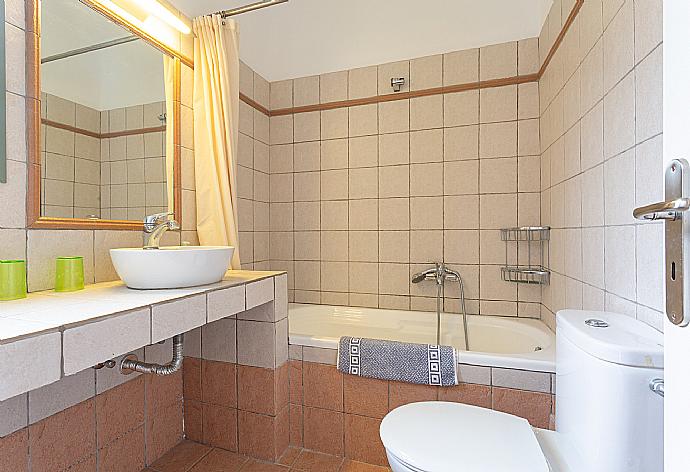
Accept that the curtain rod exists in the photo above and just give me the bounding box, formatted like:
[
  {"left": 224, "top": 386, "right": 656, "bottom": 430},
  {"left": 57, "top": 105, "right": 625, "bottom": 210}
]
[
  {"left": 41, "top": 35, "right": 139, "bottom": 64},
  {"left": 215, "top": 0, "right": 288, "bottom": 18}
]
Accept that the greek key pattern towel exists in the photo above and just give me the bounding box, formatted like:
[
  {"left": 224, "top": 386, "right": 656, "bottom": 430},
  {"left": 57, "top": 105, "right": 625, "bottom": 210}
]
[{"left": 337, "top": 336, "right": 458, "bottom": 386}]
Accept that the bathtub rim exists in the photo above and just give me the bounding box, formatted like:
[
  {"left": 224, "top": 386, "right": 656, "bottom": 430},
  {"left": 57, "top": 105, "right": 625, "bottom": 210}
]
[{"left": 288, "top": 302, "right": 556, "bottom": 373}]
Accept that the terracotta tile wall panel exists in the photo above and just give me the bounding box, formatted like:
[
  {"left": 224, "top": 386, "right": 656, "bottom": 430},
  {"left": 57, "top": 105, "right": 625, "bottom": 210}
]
[
  {"left": 303, "top": 406, "right": 344, "bottom": 456},
  {"left": 492, "top": 387, "right": 552, "bottom": 429},
  {"left": 344, "top": 414, "right": 388, "bottom": 467},
  {"left": 0, "top": 429, "right": 29, "bottom": 472}
]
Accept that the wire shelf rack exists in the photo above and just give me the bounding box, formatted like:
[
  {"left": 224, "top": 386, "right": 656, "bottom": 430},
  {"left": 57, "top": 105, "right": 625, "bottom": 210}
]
[{"left": 500, "top": 226, "right": 551, "bottom": 285}]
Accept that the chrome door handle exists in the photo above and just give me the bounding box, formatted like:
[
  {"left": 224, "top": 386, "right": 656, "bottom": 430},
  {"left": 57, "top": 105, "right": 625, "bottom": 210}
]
[
  {"left": 634, "top": 159, "right": 690, "bottom": 326},
  {"left": 649, "top": 378, "right": 664, "bottom": 397},
  {"left": 633, "top": 197, "right": 690, "bottom": 221}
]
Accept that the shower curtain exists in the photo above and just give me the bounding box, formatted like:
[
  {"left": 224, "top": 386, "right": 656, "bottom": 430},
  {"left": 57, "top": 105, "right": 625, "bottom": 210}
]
[
  {"left": 192, "top": 15, "right": 241, "bottom": 269},
  {"left": 163, "top": 55, "right": 175, "bottom": 214}
]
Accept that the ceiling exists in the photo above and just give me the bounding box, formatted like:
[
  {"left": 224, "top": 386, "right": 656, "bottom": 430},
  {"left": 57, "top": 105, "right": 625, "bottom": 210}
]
[
  {"left": 169, "top": 0, "right": 553, "bottom": 82},
  {"left": 41, "top": 0, "right": 166, "bottom": 111}
]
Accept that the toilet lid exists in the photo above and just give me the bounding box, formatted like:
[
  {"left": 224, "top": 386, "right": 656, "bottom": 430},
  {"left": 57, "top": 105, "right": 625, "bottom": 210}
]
[{"left": 380, "top": 402, "right": 550, "bottom": 472}]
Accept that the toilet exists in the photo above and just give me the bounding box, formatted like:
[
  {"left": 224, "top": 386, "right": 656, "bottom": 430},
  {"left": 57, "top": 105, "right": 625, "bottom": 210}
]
[{"left": 380, "top": 310, "right": 664, "bottom": 472}]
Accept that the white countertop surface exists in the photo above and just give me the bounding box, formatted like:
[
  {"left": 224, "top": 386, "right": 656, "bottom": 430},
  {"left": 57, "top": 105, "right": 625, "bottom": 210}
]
[{"left": 0, "top": 270, "right": 281, "bottom": 344}]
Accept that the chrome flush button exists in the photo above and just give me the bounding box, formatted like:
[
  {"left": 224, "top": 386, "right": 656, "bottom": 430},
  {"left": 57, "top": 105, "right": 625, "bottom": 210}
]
[{"left": 585, "top": 319, "right": 609, "bottom": 328}]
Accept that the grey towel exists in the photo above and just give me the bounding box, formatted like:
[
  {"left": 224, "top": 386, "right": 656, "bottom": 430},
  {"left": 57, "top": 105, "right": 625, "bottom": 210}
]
[{"left": 337, "top": 336, "right": 458, "bottom": 386}]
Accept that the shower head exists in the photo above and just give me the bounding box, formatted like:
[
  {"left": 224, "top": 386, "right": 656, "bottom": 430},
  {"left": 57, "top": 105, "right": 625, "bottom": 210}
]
[{"left": 411, "top": 272, "right": 428, "bottom": 284}]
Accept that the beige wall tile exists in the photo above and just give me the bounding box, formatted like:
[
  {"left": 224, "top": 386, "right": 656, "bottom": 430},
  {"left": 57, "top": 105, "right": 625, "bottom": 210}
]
[
  {"left": 379, "top": 231, "right": 410, "bottom": 263},
  {"left": 444, "top": 160, "right": 478, "bottom": 195},
  {"left": 295, "top": 231, "right": 321, "bottom": 261},
  {"left": 320, "top": 138, "right": 348, "bottom": 169},
  {"left": 410, "top": 129, "right": 443, "bottom": 163},
  {"left": 378, "top": 60, "right": 410, "bottom": 94},
  {"left": 270, "top": 80, "right": 294, "bottom": 110},
  {"left": 634, "top": 0, "right": 662, "bottom": 62},
  {"left": 410, "top": 54, "right": 443, "bottom": 90},
  {"left": 378, "top": 263, "right": 410, "bottom": 295},
  {"left": 444, "top": 126, "right": 479, "bottom": 161},
  {"left": 294, "top": 75, "right": 320, "bottom": 107},
  {"left": 635, "top": 45, "right": 662, "bottom": 143},
  {"left": 480, "top": 157, "right": 517, "bottom": 194},
  {"left": 518, "top": 38, "right": 539, "bottom": 75},
  {"left": 602, "top": 0, "right": 634, "bottom": 93},
  {"left": 348, "top": 104, "right": 378, "bottom": 137},
  {"left": 349, "top": 199, "right": 378, "bottom": 230},
  {"left": 294, "top": 111, "right": 321, "bottom": 143},
  {"left": 410, "top": 95, "right": 443, "bottom": 130},
  {"left": 26, "top": 230, "right": 95, "bottom": 291},
  {"left": 321, "top": 261, "right": 349, "bottom": 291},
  {"left": 444, "top": 90, "right": 479, "bottom": 127},
  {"left": 410, "top": 163, "right": 443, "bottom": 196},
  {"left": 349, "top": 232, "right": 379, "bottom": 262},
  {"left": 0, "top": 229, "right": 26, "bottom": 260},
  {"left": 321, "top": 108, "right": 349, "bottom": 140},
  {"left": 410, "top": 197, "right": 443, "bottom": 230},
  {"left": 320, "top": 71, "right": 348, "bottom": 103},
  {"left": 480, "top": 42, "right": 518, "bottom": 80},
  {"left": 479, "top": 194, "right": 517, "bottom": 229},
  {"left": 378, "top": 132, "right": 409, "bottom": 166},
  {"left": 270, "top": 115, "right": 294, "bottom": 145},
  {"left": 379, "top": 198, "right": 410, "bottom": 230},
  {"left": 379, "top": 165, "right": 409, "bottom": 198},
  {"left": 480, "top": 86, "right": 517, "bottom": 123},
  {"left": 479, "top": 121, "right": 518, "bottom": 158},
  {"left": 294, "top": 172, "right": 321, "bottom": 201},
  {"left": 320, "top": 169, "right": 349, "bottom": 200},
  {"left": 444, "top": 49, "right": 479, "bottom": 85},
  {"left": 320, "top": 200, "right": 348, "bottom": 230},
  {"left": 378, "top": 100, "right": 410, "bottom": 134},
  {"left": 349, "top": 136, "right": 378, "bottom": 168},
  {"left": 294, "top": 201, "right": 320, "bottom": 230},
  {"left": 294, "top": 141, "right": 321, "bottom": 172},
  {"left": 349, "top": 167, "right": 378, "bottom": 199},
  {"left": 348, "top": 66, "right": 378, "bottom": 99},
  {"left": 603, "top": 73, "right": 635, "bottom": 159},
  {"left": 444, "top": 195, "right": 479, "bottom": 230}
]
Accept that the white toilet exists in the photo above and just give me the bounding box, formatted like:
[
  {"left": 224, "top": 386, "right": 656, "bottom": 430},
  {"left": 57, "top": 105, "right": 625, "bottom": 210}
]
[{"left": 380, "top": 310, "right": 664, "bottom": 472}]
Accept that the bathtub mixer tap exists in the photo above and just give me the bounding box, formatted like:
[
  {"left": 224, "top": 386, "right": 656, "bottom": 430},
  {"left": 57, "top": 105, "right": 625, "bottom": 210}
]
[{"left": 412, "top": 263, "right": 469, "bottom": 351}]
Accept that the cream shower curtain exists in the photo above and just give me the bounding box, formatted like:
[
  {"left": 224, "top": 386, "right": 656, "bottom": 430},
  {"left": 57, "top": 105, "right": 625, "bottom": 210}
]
[
  {"left": 163, "top": 55, "right": 175, "bottom": 213},
  {"left": 192, "top": 15, "right": 241, "bottom": 269}
]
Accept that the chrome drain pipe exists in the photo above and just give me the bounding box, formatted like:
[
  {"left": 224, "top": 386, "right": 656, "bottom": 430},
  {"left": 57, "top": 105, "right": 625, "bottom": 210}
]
[{"left": 120, "top": 334, "right": 184, "bottom": 375}]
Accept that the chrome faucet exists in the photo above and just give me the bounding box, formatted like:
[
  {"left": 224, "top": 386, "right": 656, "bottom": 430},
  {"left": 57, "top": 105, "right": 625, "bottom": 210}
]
[
  {"left": 412, "top": 262, "right": 469, "bottom": 350},
  {"left": 143, "top": 212, "right": 180, "bottom": 249}
]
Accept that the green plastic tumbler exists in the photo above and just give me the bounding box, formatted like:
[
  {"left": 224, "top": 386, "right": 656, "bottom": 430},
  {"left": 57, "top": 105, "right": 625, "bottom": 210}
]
[
  {"left": 55, "top": 256, "right": 84, "bottom": 292},
  {"left": 0, "top": 260, "right": 27, "bottom": 301}
]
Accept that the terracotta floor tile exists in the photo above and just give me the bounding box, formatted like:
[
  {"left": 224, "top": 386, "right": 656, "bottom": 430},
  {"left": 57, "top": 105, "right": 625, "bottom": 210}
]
[
  {"left": 29, "top": 399, "right": 96, "bottom": 472},
  {"left": 276, "top": 446, "right": 300, "bottom": 466},
  {"left": 344, "top": 415, "right": 387, "bottom": 466},
  {"left": 238, "top": 410, "right": 277, "bottom": 461},
  {"left": 275, "top": 362, "right": 290, "bottom": 412},
  {"left": 97, "top": 377, "right": 145, "bottom": 447},
  {"left": 188, "top": 448, "right": 248, "bottom": 471},
  {"left": 343, "top": 376, "right": 389, "bottom": 419},
  {"left": 289, "top": 404, "right": 303, "bottom": 448},
  {"left": 147, "top": 370, "right": 184, "bottom": 415},
  {"left": 275, "top": 406, "right": 290, "bottom": 460},
  {"left": 302, "top": 407, "right": 344, "bottom": 456},
  {"left": 492, "top": 387, "right": 552, "bottom": 429},
  {"left": 0, "top": 428, "right": 28, "bottom": 472},
  {"left": 184, "top": 400, "right": 203, "bottom": 443},
  {"left": 149, "top": 440, "right": 211, "bottom": 472},
  {"left": 437, "top": 383, "right": 492, "bottom": 408},
  {"left": 183, "top": 358, "right": 202, "bottom": 402},
  {"left": 291, "top": 449, "right": 343, "bottom": 472},
  {"left": 147, "top": 400, "right": 184, "bottom": 464},
  {"left": 65, "top": 454, "right": 97, "bottom": 472},
  {"left": 237, "top": 365, "right": 276, "bottom": 415},
  {"left": 203, "top": 404, "right": 238, "bottom": 452},
  {"left": 203, "top": 360, "right": 238, "bottom": 408},
  {"left": 239, "top": 459, "right": 290, "bottom": 471},
  {"left": 302, "top": 363, "right": 343, "bottom": 411},
  {"left": 388, "top": 382, "right": 437, "bottom": 411},
  {"left": 98, "top": 426, "right": 145, "bottom": 472},
  {"left": 340, "top": 459, "right": 392, "bottom": 472},
  {"left": 288, "top": 361, "right": 303, "bottom": 404}
]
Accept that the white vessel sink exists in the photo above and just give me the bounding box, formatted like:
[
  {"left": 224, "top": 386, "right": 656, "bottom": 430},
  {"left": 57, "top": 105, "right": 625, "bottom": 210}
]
[{"left": 110, "top": 246, "right": 234, "bottom": 289}]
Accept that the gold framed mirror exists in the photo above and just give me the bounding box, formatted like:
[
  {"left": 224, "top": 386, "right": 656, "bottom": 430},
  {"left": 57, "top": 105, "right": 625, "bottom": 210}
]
[{"left": 27, "top": 0, "right": 193, "bottom": 230}]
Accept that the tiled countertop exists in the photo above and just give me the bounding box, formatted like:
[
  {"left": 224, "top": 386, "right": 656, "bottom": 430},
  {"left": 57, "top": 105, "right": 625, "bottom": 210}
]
[{"left": 0, "top": 270, "right": 287, "bottom": 401}]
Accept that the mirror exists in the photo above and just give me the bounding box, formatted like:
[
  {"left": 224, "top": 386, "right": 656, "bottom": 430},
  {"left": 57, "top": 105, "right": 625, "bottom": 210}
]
[{"left": 34, "top": 0, "right": 181, "bottom": 225}]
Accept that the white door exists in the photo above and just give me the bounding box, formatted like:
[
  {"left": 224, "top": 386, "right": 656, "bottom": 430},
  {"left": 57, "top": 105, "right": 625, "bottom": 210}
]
[{"left": 664, "top": 2, "right": 690, "bottom": 470}]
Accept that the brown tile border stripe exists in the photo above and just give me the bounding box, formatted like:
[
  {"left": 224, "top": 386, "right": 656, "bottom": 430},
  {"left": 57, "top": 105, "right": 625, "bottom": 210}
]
[
  {"left": 42, "top": 118, "right": 166, "bottom": 139},
  {"left": 240, "top": 0, "right": 583, "bottom": 118}
]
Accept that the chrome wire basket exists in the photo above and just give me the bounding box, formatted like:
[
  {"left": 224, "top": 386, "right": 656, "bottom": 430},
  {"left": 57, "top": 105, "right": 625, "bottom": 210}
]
[{"left": 499, "top": 226, "right": 550, "bottom": 285}]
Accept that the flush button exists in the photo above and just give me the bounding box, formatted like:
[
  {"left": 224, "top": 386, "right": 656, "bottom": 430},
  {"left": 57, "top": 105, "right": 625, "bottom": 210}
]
[{"left": 585, "top": 319, "right": 609, "bottom": 328}]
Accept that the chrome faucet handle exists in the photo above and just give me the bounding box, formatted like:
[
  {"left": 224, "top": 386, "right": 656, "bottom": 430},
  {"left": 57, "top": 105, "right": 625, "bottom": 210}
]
[{"left": 144, "top": 212, "right": 174, "bottom": 231}]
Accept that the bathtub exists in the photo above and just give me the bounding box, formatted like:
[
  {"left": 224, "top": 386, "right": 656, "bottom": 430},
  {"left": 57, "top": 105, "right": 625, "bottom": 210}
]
[{"left": 288, "top": 303, "right": 555, "bottom": 372}]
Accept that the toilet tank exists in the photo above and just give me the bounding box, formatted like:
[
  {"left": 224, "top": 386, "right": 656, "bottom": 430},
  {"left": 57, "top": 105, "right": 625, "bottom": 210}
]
[{"left": 555, "top": 310, "right": 664, "bottom": 472}]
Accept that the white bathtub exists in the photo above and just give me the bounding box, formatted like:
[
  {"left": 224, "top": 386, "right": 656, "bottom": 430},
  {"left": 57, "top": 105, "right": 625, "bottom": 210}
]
[{"left": 288, "top": 303, "right": 555, "bottom": 372}]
